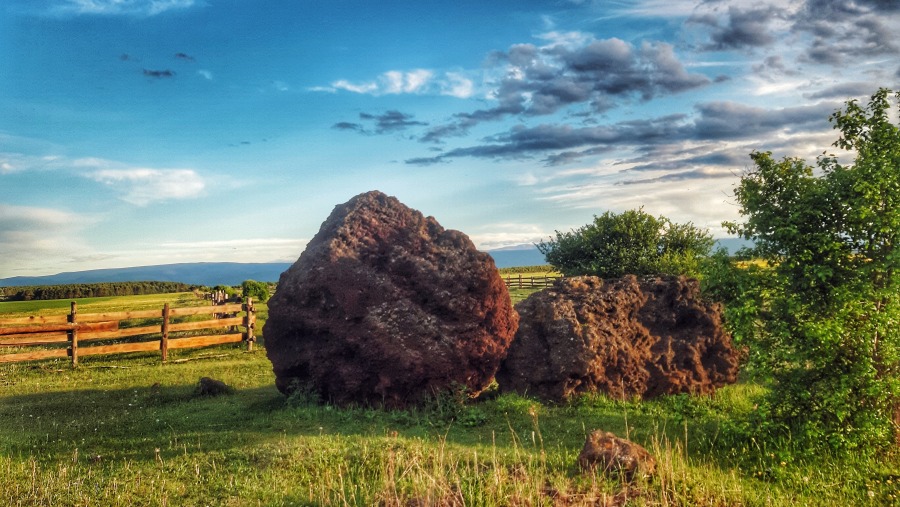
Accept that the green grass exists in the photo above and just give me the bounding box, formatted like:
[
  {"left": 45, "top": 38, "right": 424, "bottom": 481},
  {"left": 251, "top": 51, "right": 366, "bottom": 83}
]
[
  {"left": 500, "top": 267, "right": 562, "bottom": 305},
  {"left": 0, "top": 292, "right": 207, "bottom": 317},
  {"left": 2, "top": 296, "right": 899, "bottom": 506}
]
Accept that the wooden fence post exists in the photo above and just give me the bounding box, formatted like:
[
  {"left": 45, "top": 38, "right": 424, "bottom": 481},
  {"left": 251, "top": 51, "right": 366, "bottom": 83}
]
[
  {"left": 68, "top": 301, "right": 78, "bottom": 367},
  {"left": 161, "top": 303, "right": 170, "bottom": 362},
  {"left": 243, "top": 297, "right": 255, "bottom": 352}
]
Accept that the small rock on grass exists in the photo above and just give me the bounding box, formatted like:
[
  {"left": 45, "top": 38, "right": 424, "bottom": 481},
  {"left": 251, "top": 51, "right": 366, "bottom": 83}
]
[
  {"left": 578, "top": 429, "right": 656, "bottom": 481},
  {"left": 195, "top": 377, "right": 233, "bottom": 396}
]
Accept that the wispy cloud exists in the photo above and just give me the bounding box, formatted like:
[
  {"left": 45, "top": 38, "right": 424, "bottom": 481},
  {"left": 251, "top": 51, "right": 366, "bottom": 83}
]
[
  {"left": 50, "top": 0, "right": 197, "bottom": 16},
  {"left": 158, "top": 238, "right": 309, "bottom": 262},
  {"left": 87, "top": 167, "right": 205, "bottom": 205},
  {"left": 0, "top": 204, "right": 96, "bottom": 277},
  {"left": 407, "top": 99, "right": 839, "bottom": 166},
  {"left": 330, "top": 69, "right": 434, "bottom": 95},
  {"left": 35, "top": 0, "right": 199, "bottom": 17},
  {"left": 323, "top": 69, "right": 475, "bottom": 98},
  {"left": 467, "top": 223, "right": 550, "bottom": 251},
  {"left": 4, "top": 155, "right": 211, "bottom": 205}
]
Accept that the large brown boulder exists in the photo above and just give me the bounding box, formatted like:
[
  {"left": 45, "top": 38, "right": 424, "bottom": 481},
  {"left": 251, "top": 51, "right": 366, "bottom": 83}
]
[
  {"left": 263, "top": 191, "right": 518, "bottom": 407},
  {"left": 496, "top": 275, "right": 738, "bottom": 402}
]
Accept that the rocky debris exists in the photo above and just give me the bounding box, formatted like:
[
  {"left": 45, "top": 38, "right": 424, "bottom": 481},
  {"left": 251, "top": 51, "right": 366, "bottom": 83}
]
[
  {"left": 263, "top": 190, "right": 518, "bottom": 408},
  {"left": 578, "top": 430, "right": 656, "bottom": 481},
  {"left": 195, "top": 377, "right": 233, "bottom": 396},
  {"left": 496, "top": 275, "right": 738, "bottom": 402}
]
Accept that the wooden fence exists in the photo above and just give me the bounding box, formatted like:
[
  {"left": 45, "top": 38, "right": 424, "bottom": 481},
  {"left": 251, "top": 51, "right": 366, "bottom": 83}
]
[
  {"left": 0, "top": 299, "right": 256, "bottom": 366},
  {"left": 503, "top": 274, "right": 563, "bottom": 289}
]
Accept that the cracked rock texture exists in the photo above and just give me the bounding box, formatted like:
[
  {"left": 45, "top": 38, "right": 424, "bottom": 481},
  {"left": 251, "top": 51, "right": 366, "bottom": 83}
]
[
  {"left": 264, "top": 190, "right": 518, "bottom": 407},
  {"left": 496, "top": 275, "right": 738, "bottom": 402}
]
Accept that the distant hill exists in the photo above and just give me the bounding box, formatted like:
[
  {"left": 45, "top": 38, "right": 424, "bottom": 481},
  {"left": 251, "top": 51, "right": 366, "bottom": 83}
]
[
  {"left": 0, "top": 248, "right": 547, "bottom": 288},
  {"left": 0, "top": 263, "right": 293, "bottom": 288},
  {"left": 486, "top": 238, "right": 754, "bottom": 267},
  {"left": 0, "top": 240, "right": 749, "bottom": 287}
]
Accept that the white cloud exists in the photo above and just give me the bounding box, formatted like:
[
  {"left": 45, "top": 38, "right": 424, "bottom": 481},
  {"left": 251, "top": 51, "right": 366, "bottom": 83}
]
[
  {"left": 440, "top": 72, "right": 475, "bottom": 98},
  {"left": 331, "top": 79, "right": 379, "bottom": 94},
  {"left": 616, "top": 0, "right": 703, "bottom": 18},
  {"left": 0, "top": 204, "right": 97, "bottom": 278},
  {"left": 48, "top": 0, "right": 198, "bottom": 16},
  {"left": 332, "top": 69, "right": 433, "bottom": 95},
  {"left": 468, "top": 223, "right": 551, "bottom": 250},
  {"left": 327, "top": 69, "right": 479, "bottom": 98},
  {"left": 158, "top": 238, "right": 309, "bottom": 262},
  {"left": 535, "top": 30, "right": 595, "bottom": 48},
  {"left": 2, "top": 152, "right": 208, "bottom": 206},
  {"left": 382, "top": 69, "right": 433, "bottom": 93},
  {"left": 0, "top": 151, "right": 61, "bottom": 174},
  {"left": 197, "top": 69, "right": 213, "bottom": 80},
  {"left": 89, "top": 168, "right": 205, "bottom": 205},
  {"left": 0, "top": 204, "right": 79, "bottom": 230}
]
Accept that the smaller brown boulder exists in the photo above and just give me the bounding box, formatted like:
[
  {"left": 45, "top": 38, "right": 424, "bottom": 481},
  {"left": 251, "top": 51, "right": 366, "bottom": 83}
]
[
  {"left": 195, "top": 377, "right": 233, "bottom": 396},
  {"left": 497, "top": 275, "right": 739, "bottom": 402},
  {"left": 578, "top": 430, "right": 656, "bottom": 481}
]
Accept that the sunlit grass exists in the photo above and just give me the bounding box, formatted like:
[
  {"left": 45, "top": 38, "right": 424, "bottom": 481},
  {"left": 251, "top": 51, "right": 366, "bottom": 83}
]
[
  {"left": 2, "top": 346, "right": 898, "bottom": 505},
  {"left": 0, "top": 292, "right": 208, "bottom": 317},
  {"left": 2, "top": 293, "right": 898, "bottom": 506}
]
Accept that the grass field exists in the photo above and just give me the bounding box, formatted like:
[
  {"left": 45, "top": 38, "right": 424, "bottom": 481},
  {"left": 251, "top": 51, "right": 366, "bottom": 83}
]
[
  {"left": 0, "top": 292, "right": 208, "bottom": 317},
  {"left": 1, "top": 285, "right": 898, "bottom": 505}
]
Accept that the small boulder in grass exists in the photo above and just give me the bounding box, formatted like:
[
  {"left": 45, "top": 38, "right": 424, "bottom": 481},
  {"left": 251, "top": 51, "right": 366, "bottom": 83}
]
[
  {"left": 195, "top": 377, "right": 233, "bottom": 396},
  {"left": 578, "top": 430, "right": 656, "bottom": 481}
]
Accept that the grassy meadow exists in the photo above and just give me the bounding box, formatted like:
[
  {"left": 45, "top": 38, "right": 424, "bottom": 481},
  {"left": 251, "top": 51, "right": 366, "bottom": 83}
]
[{"left": 1, "top": 287, "right": 899, "bottom": 505}]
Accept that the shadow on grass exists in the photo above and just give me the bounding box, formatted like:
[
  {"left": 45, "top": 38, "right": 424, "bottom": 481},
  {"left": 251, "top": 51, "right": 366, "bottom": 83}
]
[{"left": 0, "top": 373, "right": 732, "bottom": 473}]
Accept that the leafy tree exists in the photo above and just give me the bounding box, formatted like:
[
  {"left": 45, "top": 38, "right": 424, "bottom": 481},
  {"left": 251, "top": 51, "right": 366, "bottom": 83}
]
[
  {"left": 241, "top": 279, "right": 269, "bottom": 302},
  {"left": 537, "top": 208, "right": 714, "bottom": 278},
  {"left": 726, "top": 88, "right": 900, "bottom": 453}
]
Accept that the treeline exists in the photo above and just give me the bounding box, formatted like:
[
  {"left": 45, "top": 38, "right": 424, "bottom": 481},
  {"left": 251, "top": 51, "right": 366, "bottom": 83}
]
[{"left": 0, "top": 281, "right": 196, "bottom": 301}]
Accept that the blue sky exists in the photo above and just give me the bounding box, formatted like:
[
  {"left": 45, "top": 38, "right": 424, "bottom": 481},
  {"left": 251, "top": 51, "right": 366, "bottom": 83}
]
[{"left": 1, "top": 0, "right": 898, "bottom": 278}]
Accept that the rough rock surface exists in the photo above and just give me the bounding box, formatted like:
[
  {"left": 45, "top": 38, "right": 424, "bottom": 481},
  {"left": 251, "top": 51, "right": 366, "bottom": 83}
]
[
  {"left": 496, "top": 275, "right": 738, "bottom": 402},
  {"left": 578, "top": 430, "right": 656, "bottom": 481},
  {"left": 263, "top": 190, "right": 518, "bottom": 407}
]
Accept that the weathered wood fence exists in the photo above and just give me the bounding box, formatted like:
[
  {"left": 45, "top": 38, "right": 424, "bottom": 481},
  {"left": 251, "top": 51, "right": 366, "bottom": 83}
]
[
  {"left": 0, "top": 299, "right": 256, "bottom": 366},
  {"left": 503, "top": 274, "right": 563, "bottom": 289}
]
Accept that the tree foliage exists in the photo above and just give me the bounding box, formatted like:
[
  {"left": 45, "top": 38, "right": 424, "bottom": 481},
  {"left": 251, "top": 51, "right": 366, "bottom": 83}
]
[
  {"left": 537, "top": 208, "right": 714, "bottom": 278},
  {"left": 726, "top": 88, "right": 900, "bottom": 453},
  {"left": 241, "top": 279, "right": 270, "bottom": 302}
]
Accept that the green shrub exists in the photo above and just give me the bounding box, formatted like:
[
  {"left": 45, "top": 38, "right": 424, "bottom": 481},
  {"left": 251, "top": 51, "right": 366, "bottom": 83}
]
[
  {"left": 538, "top": 208, "right": 714, "bottom": 278},
  {"left": 726, "top": 88, "right": 900, "bottom": 454}
]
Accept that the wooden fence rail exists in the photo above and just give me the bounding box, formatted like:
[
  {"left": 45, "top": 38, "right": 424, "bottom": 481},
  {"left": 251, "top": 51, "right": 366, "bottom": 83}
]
[
  {"left": 0, "top": 299, "right": 256, "bottom": 366},
  {"left": 503, "top": 274, "right": 563, "bottom": 290}
]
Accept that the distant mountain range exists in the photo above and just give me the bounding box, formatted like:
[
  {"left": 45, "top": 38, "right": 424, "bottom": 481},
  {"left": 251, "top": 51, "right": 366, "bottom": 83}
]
[
  {"left": 0, "top": 250, "right": 544, "bottom": 287},
  {"left": 0, "top": 239, "right": 750, "bottom": 287},
  {"left": 0, "top": 262, "right": 293, "bottom": 288}
]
